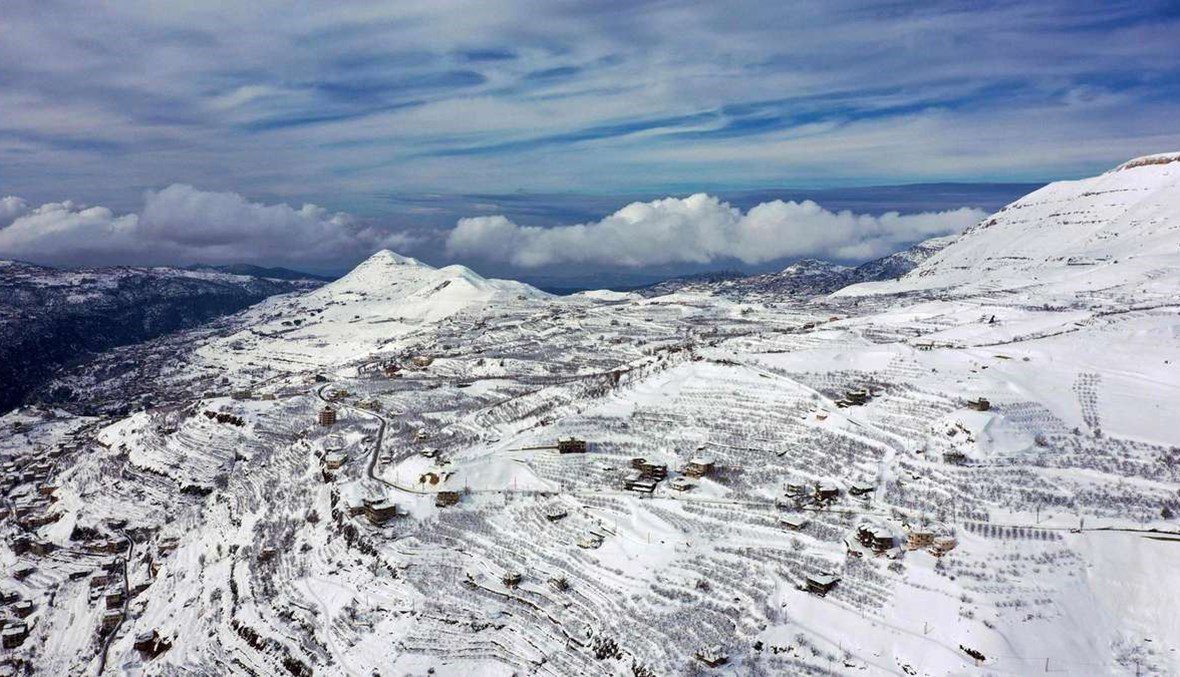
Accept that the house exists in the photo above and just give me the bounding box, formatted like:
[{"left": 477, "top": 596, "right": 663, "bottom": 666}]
[
  {"left": 815, "top": 480, "right": 840, "bottom": 501},
  {"left": 544, "top": 507, "right": 568, "bottom": 522},
  {"left": 624, "top": 474, "right": 658, "bottom": 494},
  {"left": 364, "top": 499, "right": 399, "bottom": 525},
  {"left": 318, "top": 406, "right": 337, "bottom": 426},
  {"left": 435, "top": 491, "right": 461, "bottom": 507},
  {"left": 695, "top": 645, "right": 729, "bottom": 667},
  {"left": 848, "top": 481, "right": 875, "bottom": 497},
  {"left": 100, "top": 609, "right": 123, "bottom": 631},
  {"left": 0, "top": 589, "right": 19, "bottom": 605},
  {"left": 105, "top": 589, "right": 126, "bottom": 609},
  {"left": 857, "top": 524, "right": 896, "bottom": 552},
  {"left": 846, "top": 389, "right": 869, "bottom": 404},
  {"left": 231, "top": 390, "right": 252, "bottom": 401},
  {"left": 12, "top": 600, "right": 33, "bottom": 618},
  {"left": 784, "top": 482, "right": 807, "bottom": 497},
  {"left": 323, "top": 452, "right": 347, "bottom": 470},
  {"left": 577, "top": 533, "right": 604, "bottom": 549},
  {"left": 669, "top": 477, "right": 694, "bottom": 492},
  {"left": 967, "top": 397, "right": 991, "bottom": 411},
  {"left": 930, "top": 536, "right": 958, "bottom": 556},
  {"left": 638, "top": 462, "right": 668, "bottom": 480},
  {"left": 502, "top": 571, "right": 523, "bottom": 587},
  {"left": 557, "top": 438, "right": 587, "bottom": 454},
  {"left": 134, "top": 629, "right": 172, "bottom": 658},
  {"left": 779, "top": 514, "right": 809, "bottom": 531},
  {"left": 410, "top": 355, "right": 434, "bottom": 368},
  {"left": 805, "top": 573, "right": 840, "bottom": 596},
  {"left": 2, "top": 622, "right": 29, "bottom": 649},
  {"left": 343, "top": 495, "right": 367, "bottom": 517},
  {"left": 906, "top": 529, "right": 935, "bottom": 550},
  {"left": 684, "top": 458, "right": 714, "bottom": 478}
]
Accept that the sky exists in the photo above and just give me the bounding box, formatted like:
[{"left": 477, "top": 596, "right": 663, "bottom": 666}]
[{"left": 1, "top": 0, "right": 1178, "bottom": 283}]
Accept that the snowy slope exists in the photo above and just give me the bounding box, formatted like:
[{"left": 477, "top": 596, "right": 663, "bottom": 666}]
[{"left": 840, "top": 153, "right": 1180, "bottom": 299}]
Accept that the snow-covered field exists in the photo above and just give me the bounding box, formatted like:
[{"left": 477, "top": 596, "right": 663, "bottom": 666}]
[{"left": 3, "top": 155, "right": 1180, "bottom": 675}]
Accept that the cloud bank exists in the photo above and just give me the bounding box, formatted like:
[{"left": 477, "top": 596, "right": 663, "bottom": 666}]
[
  {"left": 446, "top": 194, "right": 985, "bottom": 267},
  {"left": 0, "top": 185, "right": 412, "bottom": 269}
]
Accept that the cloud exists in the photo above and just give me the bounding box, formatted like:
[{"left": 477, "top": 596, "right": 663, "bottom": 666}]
[
  {"left": 0, "top": 196, "right": 29, "bottom": 227},
  {"left": 446, "top": 194, "right": 985, "bottom": 267},
  {"left": 0, "top": 185, "right": 413, "bottom": 269}
]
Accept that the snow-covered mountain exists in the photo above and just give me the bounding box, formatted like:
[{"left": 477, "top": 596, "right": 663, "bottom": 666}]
[
  {"left": 4, "top": 156, "right": 1180, "bottom": 676},
  {"left": 0, "top": 261, "right": 321, "bottom": 413},
  {"left": 194, "top": 249, "right": 551, "bottom": 372},
  {"left": 841, "top": 152, "right": 1180, "bottom": 300}
]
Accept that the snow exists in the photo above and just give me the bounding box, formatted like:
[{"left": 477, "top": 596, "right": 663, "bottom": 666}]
[{"left": 5, "top": 156, "right": 1180, "bottom": 675}]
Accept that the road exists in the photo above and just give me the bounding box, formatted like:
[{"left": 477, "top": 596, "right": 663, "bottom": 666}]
[{"left": 314, "top": 383, "right": 427, "bottom": 496}]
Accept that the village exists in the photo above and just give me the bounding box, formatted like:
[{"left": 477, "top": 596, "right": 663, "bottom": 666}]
[{"left": 1, "top": 248, "right": 1176, "bottom": 676}]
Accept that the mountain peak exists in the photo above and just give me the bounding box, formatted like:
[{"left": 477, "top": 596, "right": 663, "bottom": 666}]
[{"left": 363, "top": 249, "right": 428, "bottom": 268}]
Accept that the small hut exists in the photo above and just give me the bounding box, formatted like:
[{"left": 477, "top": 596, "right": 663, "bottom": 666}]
[
  {"left": 805, "top": 573, "right": 840, "bottom": 596},
  {"left": 435, "top": 491, "right": 461, "bottom": 508},
  {"left": 557, "top": 438, "right": 587, "bottom": 454}
]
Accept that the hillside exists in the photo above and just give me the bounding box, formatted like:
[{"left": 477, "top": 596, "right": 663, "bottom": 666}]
[
  {"left": 0, "top": 261, "right": 321, "bottom": 413},
  {"left": 2, "top": 157, "right": 1180, "bottom": 676},
  {"left": 639, "top": 234, "right": 956, "bottom": 299}
]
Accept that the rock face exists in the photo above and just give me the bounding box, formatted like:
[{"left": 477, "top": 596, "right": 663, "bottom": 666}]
[{"left": 0, "top": 262, "right": 320, "bottom": 412}]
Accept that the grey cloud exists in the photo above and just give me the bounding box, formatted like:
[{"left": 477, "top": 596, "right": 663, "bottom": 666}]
[
  {"left": 0, "top": 185, "right": 415, "bottom": 269},
  {"left": 0, "top": 197, "right": 29, "bottom": 227}
]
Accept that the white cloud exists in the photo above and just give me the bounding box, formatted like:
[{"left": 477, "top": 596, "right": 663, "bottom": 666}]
[
  {"left": 0, "top": 185, "right": 413, "bottom": 268},
  {"left": 446, "top": 194, "right": 985, "bottom": 267}
]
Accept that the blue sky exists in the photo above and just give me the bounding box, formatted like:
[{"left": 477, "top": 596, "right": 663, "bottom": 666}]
[{"left": 0, "top": 1, "right": 1177, "bottom": 279}]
